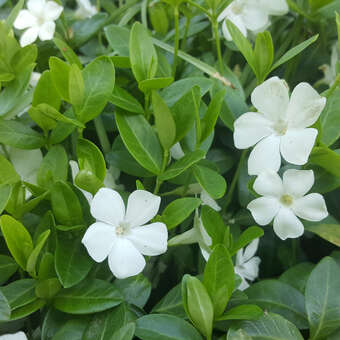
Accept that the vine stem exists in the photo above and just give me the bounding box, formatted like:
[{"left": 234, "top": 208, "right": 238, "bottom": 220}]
[
  {"left": 172, "top": 5, "right": 180, "bottom": 78},
  {"left": 212, "top": 19, "right": 224, "bottom": 73}
]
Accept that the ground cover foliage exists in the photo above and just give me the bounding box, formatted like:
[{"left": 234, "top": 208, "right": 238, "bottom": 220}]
[{"left": 1, "top": 0, "right": 340, "bottom": 339}]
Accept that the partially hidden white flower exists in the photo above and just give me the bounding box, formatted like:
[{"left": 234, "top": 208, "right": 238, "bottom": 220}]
[
  {"left": 235, "top": 238, "right": 261, "bottom": 290},
  {"left": 0, "top": 332, "right": 27, "bottom": 340},
  {"left": 14, "top": 0, "right": 63, "bottom": 47},
  {"left": 319, "top": 43, "right": 339, "bottom": 87},
  {"left": 75, "top": 0, "right": 97, "bottom": 19},
  {"left": 218, "top": 0, "right": 288, "bottom": 41},
  {"left": 247, "top": 169, "right": 328, "bottom": 240},
  {"left": 82, "top": 188, "right": 168, "bottom": 279},
  {"left": 29, "top": 71, "right": 41, "bottom": 87},
  {"left": 233, "top": 77, "right": 326, "bottom": 175}
]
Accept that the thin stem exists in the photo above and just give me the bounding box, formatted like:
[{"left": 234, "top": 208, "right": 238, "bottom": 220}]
[
  {"left": 144, "top": 92, "right": 151, "bottom": 120},
  {"left": 186, "top": 0, "right": 211, "bottom": 17},
  {"left": 96, "top": 0, "right": 101, "bottom": 12},
  {"left": 141, "top": 0, "right": 148, "bottom": 27},
  {"left": 212, "top": 19, "right": 224, "bottom": 73},
  {"left": 172, "top": 5, "right": 180, "bottom": 78},
  {"left": 324, "top": 74, "right": 340, "bottom": 98},
  {"left": 94, "top": 116, "right": 111, "bottom": 154},
  {"left": 180, "top": 16, "right": 191, "bottom": 52},
  {"left": 154, "top": 150, "right": 169, "bottom": 194}
]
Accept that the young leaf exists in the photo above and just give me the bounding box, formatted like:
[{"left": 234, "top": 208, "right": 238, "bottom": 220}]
[
  {"left": 53, "top": 37, "right": 83, "bottom": 69},
  {"left": 110, "top": 86, "right": 144, "bottom": 114},
  {"left": 49, "top": 57, "right": 70, "bottom": 102},
  {"left": 217, "top": 305, "right": 263, "bottom": 321},
  {"left": 69, "top": 64, "right": 84, "bottom": 113},
  {"left": 254, "top": 31, "right": 274, "bottom": 83},
  {"left": 230, "top": 226, "right": 264, "bottom": 256},
  {"left": 0, "top": 154, "right": 20, "bottom": 185}
]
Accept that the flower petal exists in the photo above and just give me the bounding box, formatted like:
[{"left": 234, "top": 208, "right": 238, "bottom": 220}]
[
  {"left": 247, "top": 197, "right": 280, "bottom": 225},
  {"left": 287, "top": 83, "right": 326, "bottom": 128},
  {"left": 19, "top": 27, "right": 39, "bottom": 47},
  {"left": 127, "top": 222, "right": 168, "bottom": 256},
  {"left": 280, "top": 128, "right": 317, "bottom": 165},
  {"left": 282, "top": 169, "right": 314, "bottom": 198},
  {"left": 217, "top": 5, "right": 231, "bottom": 22},
  {"left": 233, "top": 112, "right": 273, "bottom": 149},
  {"left": 108, "top": 238, "right": 145, "bottom": 279},
  {"left": 0, "top": 332, "right": 28, "bottom": 340},
  {"left": 38, "top": 21, "right": 55, "bottom": 41},
  {"left": 170, "top": 142, "right": 185, "bottom": 160},
  {"left": 251, "top": 77, "right": 289, "bottom": 122},
  {"left": 248, "top": 135, "right": 281, "bottom": 175},
  {"left": 81, "top": 222, "right": 116, "bottom": 262},
  {"left": 125, "top": 190, "right": 160, "bottom": 228},
  {"left": 14, "top": 10, "right": 37, "bottom": 29},
  {"left": 259, "top": 0, "right": 289, "bottom": 15},
  {"left": 168, "top": 227, "right": 198, "bottom": 246},
  {"left": 293, "top": 193, "right": 328, "bottom": 222},
  {"left": 273, "top": 207, "right": 304, "bottom": 240},
  {"left": 27, "top": 0, "right": 45, "bottom": 16},
  {"left": 90, "top": 188, "right": 125, "bottom": 227},
  {"left": 241, "top": 5, "right": 269, "bottom": 31},
  {"left": 43, "top": 1, "right": 63, "bottom": 21},
  {"left": 201, "top": 190, "right": 221, "bottom": 211},
  {"left": 236, "top": 256, "right": 261, "bottom": 282},
  {"left": 222, "top": 15, "right": 247, "bottom": 41},
  {"left": 253, "top": 170, "right": 283, "bottom": 197},
  {"left": 243, "top": 239, "right": 260, "bottom": 263},
  {"left": 199, "top": 246, "right": 211, "bottom": 262}
]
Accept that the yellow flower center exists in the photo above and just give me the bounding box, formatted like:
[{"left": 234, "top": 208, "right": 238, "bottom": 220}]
[
  {"left": 273, "top": 120, "right": 288, "bottom": 136},
  {"left": 115, "top": 222, "right": 130, "bottom": 236},
  {"left": 280, "top": 194, "right": 293, "bottom": 206}
]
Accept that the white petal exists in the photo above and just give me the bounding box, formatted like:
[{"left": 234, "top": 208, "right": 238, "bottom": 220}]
[
  {"left": 81, "top": 222, "right": 116, "bottom": 262},
  {"left": 69, "top": 160, "right": 80, "bottom": 181},
  {"left": 280, "top": 128, "right": 317, "bottom": 165},
  {"left": 201, "top": 190, "right": 221, "bottom": 211},
  {"left": 19, "top": 27, "right": 39, "bottom": 47},
  {"left": 0, "top": 332, "right": 28, "bottom": 340},
  {"left": 27, "top": 0, "right": 45, "bottom": 16},
  {"left": 251, "top": 77, "right": 289, "bottom": 122},
  {"left": 237, "top": 277, "right": 250, "bottom": 291},
  {"left": 168, "top": 227, "right": 199, "bottom": 246},
  {"left": 170, "top": 142, "right": 185, "bottom": 160},
  {"left": 248, "top": 135, "right": 281, "bottom": 175},
  {"left": 38, "top": 21, "right": 55, "bottom": 41},
  {"left": 282, "top": 169, "right": 314, "bottom": 198},
  {"left": 124, "top": 190, "right": 160, "bottom": 228},
  {"left": 90, "top": 188, "right": 125, "bottom": 227},
  {"left": 222, "top": 15, "right": 247, "bottom": 41},
  {"left": 127, "top": 222, "right": 168, "bottom": 256},
  {"left": 43, "top": 1, "right": 63, "bottom": 21},
  {"left": 29, "top": 71, "right": 41, "bottom": 87},
  {"left": 236, "top": 256, "right": 261, "bottom": 282},
  {"left": 217, "top": 5, "right": 231, "bottom": 22},
  {"left": 108, "top": 238, "right": 145, "bottom": 279},
  {"left": 233, "top": 112, "right": 273, "bottom": 149},
  {"left": 253, "top": 170, "right": 283, "bottom": 198},
  {"left": 273, "top": 208, "right": 304, "bottom": 240},
  {"left": 293, "top": 193, "right": 328, "bottom": 222},
  {"left": 247, "top": 197, "right": 280, "bottom": 225},
  {"left": 259, "top": 0, "right": 289, "bottom": 15},
  {"left": 287, "top": 83, "right": 326, "bottom": 129},
  {"left": 199, "top": 244, "right": 211, "bottom": 261},
  {"left": 198, "top": 218, "right": 212, "bottom": 247},
  {"left": 14, "top": 10, "right": 37, "bottom": 29},
  {"left": 243, "top": 239, "right": 260, "bottom": 263},
  {"left": 241, "top": 5, "right": 269, "bottom": 31}
]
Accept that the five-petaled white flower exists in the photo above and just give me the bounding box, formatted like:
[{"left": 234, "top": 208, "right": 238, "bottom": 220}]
[
  {"left": 247, "top": 169, "right": 328, "bottom": 240},
  {"left": 234, "top": 77, "right": 326, "bottom": 175},
  {"left": 82, "top": 188, "right": 168, "bottom": 279},
  {"left": 14, "top": 0, "right": 63, "bottom": 47},
  {"left": 75, "top": 0, "right": 97, "bottom": 19},
  {"left": 235, "top": 238, "right": 261, "bottom": 291},
  {"left": 0, "top": 332, "right": 27, "bottom": 340},
  {"left": 218, "top": 0, "right": 288, "bottom": 41}
]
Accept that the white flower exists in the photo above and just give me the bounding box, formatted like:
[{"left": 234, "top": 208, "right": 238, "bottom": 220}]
[
  {"left": 218, "top": 0, "right": 288, "bottom": 41},
  {"left": 82, "top": 188, "right": 168, "bottom": 279},
  {"left": 247, "top": 169, "right": 328, "bottom": 240},
  {"left": 233, "top": 77, "right": 326, "bottom": 175},
  {"left": 0, "top": 332, "right": 27, "bottom": 340},
  {"left": 234, "top": 239, "right": 261, "bottom": 290},
  {"left": 29, "top": 71, "right": 41, "bottom": 87},
  {"left": 319, "top": 43, "right": 339, "bottom": 87},
  {"left": 75, "top": 0, "right": 97, "bottom": 19},
  {"left": 14, "top": 0, "right": 63, "bottom": 47}
]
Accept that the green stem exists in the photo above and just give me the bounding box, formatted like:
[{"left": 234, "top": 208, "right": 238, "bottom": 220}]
[
  {"left": 212, "top": 19, "right": 224, "bottom": 73},
  {"left": 96, "top": 0, "right": 101, "bottom": 12},
  {"left": 141, "top": 0, "right": 148, "bottom": 27},
  {"left": 154, "top": 150, "right": 169, "bottom": 194},
  {"left": 186, "top": 0, "right": 211, "bottom": 17},
  {"left": 94, "top": 116, "right": 111, "bottom": 154},
  {"left": 144, "top": 92, "right": 151, "bottom": 120},
  {"left": 172, "top": 5, "right": 180, "bottom": 78},
  {"left": 180, "top": 16, "right": 191, "bottom": 52},
  {"left": 325, "top": 74, "right": 340, "bottom": 98},
  {"left": 193, "top": 94, "right": 201, "bottom": 149}
]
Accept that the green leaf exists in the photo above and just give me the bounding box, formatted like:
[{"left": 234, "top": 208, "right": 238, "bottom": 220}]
[
  {"left": 161, "top": 198, "right": 201, "bottom": 230},
  {"left": 112, "top": 322, "right": 135, "bottom": 340},
  {"left": 152, "top": 91, "right": 176, "bottom": 150},
  {"left": 129, "top": 22, "right": 158, "bottom": 82},
  {"left": 55, "top": 233, "right": 93, "bottom": 288},
  {"left": 306, "top": 257, "right": 340, "bottom": 339},
  {"left": 69, "top": 64, "right": 85, "bottom": 113},
  {"left": 78, "top": 56, "right": 115, "bottom": 123},
  {"left": 193, "top": 165, "right": 226, "bottom": 199},
  {"left": 49, "top": 57, "right": 70, "bottom": 102},
  {"left": 0, "top": 155, "right": 19, "bottom": 185},
  {"left": 230, "top": 226, "right": 264, "bottom": 256},
  {"left": 11, "top": 44, "right": 37, "bottom": 74},
  {"left": 135, "top": 314, "right": 203, "bottom": 340},
  {"left": 5, "top": 0, "right": 24, "bottom": 32},
  {"left": 10, "top": 298, "right": 45, "bottom": 320},
  {"left": 35, "top": 278, "right": 62, "bottom": 300},
  {"left": 0, "top": 120, "right": 45, "bottom": 149},
  {"left": 271, "top": 35, "right": 319, "bottom": 71},
  {"left": 53, "top": 37, "right": 83, "bottom": 69},
  {"left": 309, "top": 146, "right": 340, "bottom": 177},
  {"left": 217, "top": 305, "right": 263, "bottom": 321},
  {"left": 110, "top": 86, "right": 144, "bottom": 114},
  {"left": 116, "top": 111, "right": 163, "bottom": 174},
  {"left": 0, "top": 255, "right": 18, "bottom": 285},
  {"left": 0, "top": 290, "right": 10, "bottom": 321},
  {"left": 305, "top": 223, "right": 340, "bottom": 246},
  {"left": 104, "top": 25, "right": 130, "bottom": 56},
  {"left": 54, "top": 279, "right": 123, "bottom": 314},
  {"left": 227, "top": 329, "right": 252, "bottom": 340},
  {"left": 139, "top": 77, "right": 174, "bottom": 92},
  {"left": 160, "top": 150, "right": 205, "bottom": 181},
  {"left": 50, "top": 181, "right": 83, "bottom": 226},
  {"left": 0, "top": 215, "right": 33, "bottom": 270},
  {"left": 245, "top": 280, "right": 308, "bottom": 329},
  {"left": 75, "top": 169, "right": 103, "bottom": 195},
  {"left": 52, "top": 318, "right": 89, "bottom": 340},
  {"left": 203, "top": 244, "right": 234, "bottom": 317}
]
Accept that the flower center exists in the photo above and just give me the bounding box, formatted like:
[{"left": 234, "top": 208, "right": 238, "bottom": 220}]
[
  {"left": 231, "top": 2, "right": 244, "bottom": 14},
  {"left": 273, "top": 120, "right": 288, "bottom": 136},
  {"left": 115, "top": 222, "right": 130, "bottom": 236},
  {"left": 36, "top": 16, "right": 45, "bottom": 26},
  {"left": 280, "top": 194, "right": 293, "bottom": 206}
]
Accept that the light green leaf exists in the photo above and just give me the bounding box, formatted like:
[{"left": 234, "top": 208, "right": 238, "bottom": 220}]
[
  {"left": 218, "top": 305, "right": 263, "bottom": 321},
  {"left": 110, "top": 86, "right": 144, "bottom": 114}
]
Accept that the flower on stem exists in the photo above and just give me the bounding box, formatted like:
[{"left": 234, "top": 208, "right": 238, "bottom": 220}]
[
  {"left": 218, "top": 0, "right": 288, "bottom": 41},
  {"left": 235, "top": 238, "right": 261, "bottom": 290},
  {"left": 233, "top": 77, "right": 326, "bottom": 175},
  {"left": 247, "top": 169, "right": 328, "bottom": 240},
  {"left": 319, "top": 43, "right": 339, "bottom": 87},
  {"left": 82, "top": 188, "right": 168, "bottom": 279},
  {"left": 14, "top": 0, "right": 63, "bottom": 47},
  {"left": 75, "top": 0, "right": 97, "bottom": 19},
  {"left": 0, "top": 332, "right": 27, "bottom": 340}
]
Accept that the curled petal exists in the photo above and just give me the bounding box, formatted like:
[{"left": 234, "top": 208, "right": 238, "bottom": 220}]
[
  {"left": 280, "top": 128, "right": 317, "bottom": 165},
  {"left": 293, "top": 193, "right": 328, "bottom": 222},
  {"left": 14, "top": 10, "right": 37, "bottom": 29},
  {"left": 38, "top": 21, "right": 55, "bottom": 41},
  {"left": 243, "top": 239, "right": 260, "bottom": 263},
  {"left": 82, "top": 222, "right": 116, "bottom": 262},
  {"left": 125, "top": 190, "right": 160, "bottom": 228},
  {"left": 241, "top": 5, "right": 269, "bottom": 31},
  {"left": 19, "top": 27, "right": 39, "bottom": 47},
  {"left": 201, "top": 190, "right": 221, "bottom": 211},
  {"left": 90, "top": 188, "right": 125, "bottom": 227},
  {"left": 233, "top": 112, "right": 273, "bottom": 149},
  {"left": 253, "top": 171, "right": 283, "bottom": 198},
  {"left": 273, "top": 208, "right": 304, "bottom": 240},
  {"left": 168, "top": 227, "right": 198, "bottom": 246},
  {"left": 247, "top": 197, "right": 280, "bottom": 225},
  {"left": 282, "top": 169, "right": 314, "bottom": 198},
  {"left": 108, "top": 238, "right": 145, "bottom": 279}
]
